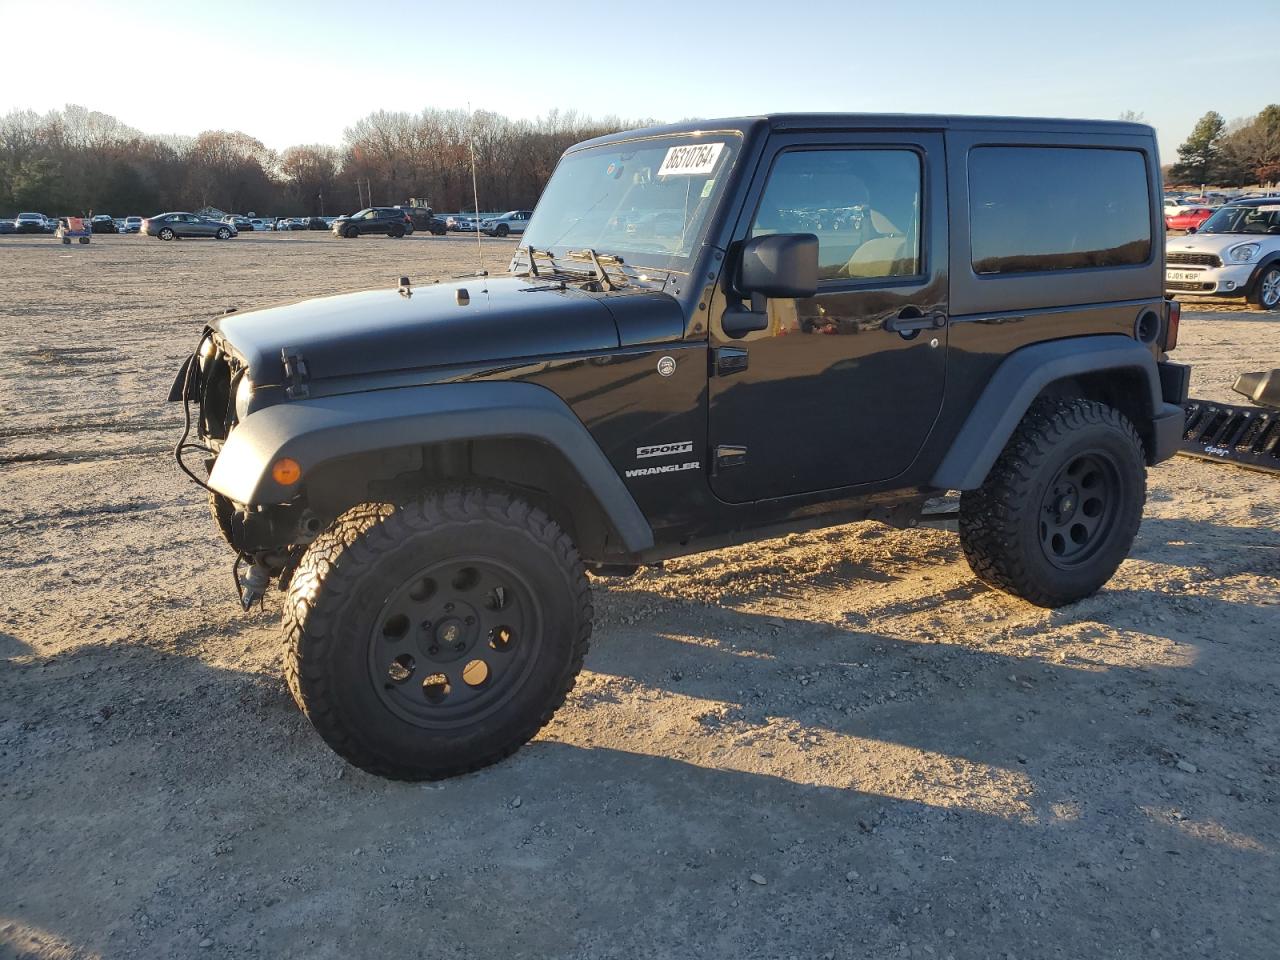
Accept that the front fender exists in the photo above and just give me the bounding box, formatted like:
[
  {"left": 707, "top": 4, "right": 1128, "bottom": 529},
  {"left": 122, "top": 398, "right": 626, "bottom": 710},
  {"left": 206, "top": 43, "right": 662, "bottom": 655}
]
[{"left": 207, "top": 380, "right": 654, "bottom": 553}]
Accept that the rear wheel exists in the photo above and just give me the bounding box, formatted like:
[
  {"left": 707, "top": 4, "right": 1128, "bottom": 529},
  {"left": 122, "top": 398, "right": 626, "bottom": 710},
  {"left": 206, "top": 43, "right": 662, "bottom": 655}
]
[
  {"left": 1247, "top": 265, "right": 1280, "bottom": 310},
  {"left": 158, "top": 227, "right": 175, "bottom": 241},
  {"left": 390, "top": 224, "right": 405, "bottom": 238},
  {"left": 283, "top": 490, "right": 592, "bottom": 780},
  {"left": 958, "top": 398, "right": 1146, "bottom": 607}
]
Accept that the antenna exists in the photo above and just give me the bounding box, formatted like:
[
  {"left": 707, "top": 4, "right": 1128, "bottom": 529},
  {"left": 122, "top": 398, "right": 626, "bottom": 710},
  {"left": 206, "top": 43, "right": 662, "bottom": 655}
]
[{"left": 468, "top": 102, "right": 485, "bottom": 276}]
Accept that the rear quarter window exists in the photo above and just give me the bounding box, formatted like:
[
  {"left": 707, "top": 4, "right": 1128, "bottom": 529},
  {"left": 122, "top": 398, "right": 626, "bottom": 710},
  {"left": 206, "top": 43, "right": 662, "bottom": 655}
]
[{"left": 969, "top": 146, "right": 1151, "bottom": 275}]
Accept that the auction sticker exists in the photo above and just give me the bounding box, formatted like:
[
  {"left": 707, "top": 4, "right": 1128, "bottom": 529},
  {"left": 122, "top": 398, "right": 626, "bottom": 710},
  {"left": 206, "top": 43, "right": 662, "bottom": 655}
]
[{"left": 658, "top": 142, "right": 725, "bottom": 177}]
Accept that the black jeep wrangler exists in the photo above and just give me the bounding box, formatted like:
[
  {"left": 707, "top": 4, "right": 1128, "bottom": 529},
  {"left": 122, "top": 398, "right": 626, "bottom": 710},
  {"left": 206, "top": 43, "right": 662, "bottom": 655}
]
[{"left": 171, "top": 114, "right": 1188, "bottom": 780}]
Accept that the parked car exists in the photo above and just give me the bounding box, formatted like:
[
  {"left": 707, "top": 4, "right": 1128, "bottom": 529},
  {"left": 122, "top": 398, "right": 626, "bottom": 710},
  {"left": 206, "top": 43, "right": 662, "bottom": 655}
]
[
  {"left": 480, "top": 210, "right": 533, "bottom": 237},
  {"left": 397, "top": 206, "right": 448, "bottom": 236},
  {"left": 1166, "top": 198, "right": 1280, "bottom": 308},
  {"left": 306, "top": 216, "right": 328, "bottom": 230},
  {"left": 330, "top": 207, "right": 410, "bottom": 238},
  {"left": 13, "top": 213, "right": 46, "bottom": 234},
  {"left": 1165, "top": 207, "right": 1213, "bottom": 232},
  {"left": 90, "top": 215, "right": 118, "bottom": 234},
  {"left": 222, "top": 215, "right": 254, "bottom": 232},
  {"left": 0, "top": 220, "right": 15, "bottom": 234},
  {"left": 447, "top": 214, "right": 482, "bottom": 232},
  {"left": 171, "top": 112, "right": 1186, "bottom": 781},
  {"left": 121, "top": 216, "right": 143, "bottom": 234},
  {"left": 143, "top": 212, "right": 237, "bottom": 240}
]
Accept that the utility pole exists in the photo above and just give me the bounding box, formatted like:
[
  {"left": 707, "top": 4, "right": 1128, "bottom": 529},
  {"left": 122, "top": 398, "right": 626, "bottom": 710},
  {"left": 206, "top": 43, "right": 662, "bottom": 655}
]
[{"left": 317, "top": 190, "right": 324, "bottom": 216}]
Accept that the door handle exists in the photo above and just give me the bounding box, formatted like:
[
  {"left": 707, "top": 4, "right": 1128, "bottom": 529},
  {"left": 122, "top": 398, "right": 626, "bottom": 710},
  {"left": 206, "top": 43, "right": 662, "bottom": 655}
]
[{"left": 884, "top": 309, "right": 947, "bottom": 334}]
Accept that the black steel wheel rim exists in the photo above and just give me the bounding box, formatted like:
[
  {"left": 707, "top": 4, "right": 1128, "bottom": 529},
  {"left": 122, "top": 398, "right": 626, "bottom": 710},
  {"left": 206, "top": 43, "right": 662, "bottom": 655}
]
[
  {"left": 368, "top": 556, "right": 541, "bottom": 729},
  {"left": 1038, "top": 450, "right": 1120, "bottom": 569}
]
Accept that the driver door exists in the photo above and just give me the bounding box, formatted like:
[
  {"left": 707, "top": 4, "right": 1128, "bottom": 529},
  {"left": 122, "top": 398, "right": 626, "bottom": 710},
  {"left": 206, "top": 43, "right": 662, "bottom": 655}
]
[{"left": 708, "top": 131, "right": 948, "bottom": 503}]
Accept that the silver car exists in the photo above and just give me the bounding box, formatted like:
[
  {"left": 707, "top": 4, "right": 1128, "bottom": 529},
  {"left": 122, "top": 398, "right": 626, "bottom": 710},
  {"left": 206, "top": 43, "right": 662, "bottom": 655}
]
[
  {"left": 480, "top": 210, "right": 533, "bottom": 237},
  {"left": 143, "top": 212, "right": 236, "bottom": 240}
]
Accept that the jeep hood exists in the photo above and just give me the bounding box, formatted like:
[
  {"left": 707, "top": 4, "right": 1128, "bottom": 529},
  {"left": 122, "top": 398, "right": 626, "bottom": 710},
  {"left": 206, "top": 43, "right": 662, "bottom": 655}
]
[{"left": 212, "top": 276, "right": 639, "bottom": 386}]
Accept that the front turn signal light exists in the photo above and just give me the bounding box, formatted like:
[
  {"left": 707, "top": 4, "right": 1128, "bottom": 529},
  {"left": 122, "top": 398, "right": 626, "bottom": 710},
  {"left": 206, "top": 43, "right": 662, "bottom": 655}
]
[{"left": 272, "top": 457, "right": 302, "bottom": 486}]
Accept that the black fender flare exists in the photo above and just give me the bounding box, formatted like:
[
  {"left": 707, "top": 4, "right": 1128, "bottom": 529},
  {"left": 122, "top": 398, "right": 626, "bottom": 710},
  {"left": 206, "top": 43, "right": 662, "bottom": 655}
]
[
  {"left": 207, "top": 381, "right": 654, "bottom": 553},
  {"left": 931, "top": 334, "right": 1181, "bottom": 490}
]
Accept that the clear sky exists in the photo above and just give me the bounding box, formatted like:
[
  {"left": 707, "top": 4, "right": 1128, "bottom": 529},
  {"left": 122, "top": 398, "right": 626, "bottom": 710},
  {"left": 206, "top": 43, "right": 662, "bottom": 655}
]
[{"left": 3, "top": 0, "right": 1276, "bottom": 162}]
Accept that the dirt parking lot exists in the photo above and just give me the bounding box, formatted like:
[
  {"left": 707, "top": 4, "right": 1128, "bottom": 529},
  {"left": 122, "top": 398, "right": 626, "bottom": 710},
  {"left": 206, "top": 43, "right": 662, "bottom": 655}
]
[{"left": 2, "top": 233, "right": 1278, "bottom": 960}]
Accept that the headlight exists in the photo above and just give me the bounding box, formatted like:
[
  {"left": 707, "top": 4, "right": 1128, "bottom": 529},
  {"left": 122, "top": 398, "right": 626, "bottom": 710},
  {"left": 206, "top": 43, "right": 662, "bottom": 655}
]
[
  {"left": 235, "top": 375, "right": 255, "bottom": 421},
  {"left": 1227, "top": 243, "right": 1260, "bottom": 263}
]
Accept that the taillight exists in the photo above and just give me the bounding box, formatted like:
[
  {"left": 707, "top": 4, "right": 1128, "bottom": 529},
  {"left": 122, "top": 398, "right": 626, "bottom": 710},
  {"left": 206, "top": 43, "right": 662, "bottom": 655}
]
[{"left": 1165, "top": 298, "right": 1180, "bottom": 351}]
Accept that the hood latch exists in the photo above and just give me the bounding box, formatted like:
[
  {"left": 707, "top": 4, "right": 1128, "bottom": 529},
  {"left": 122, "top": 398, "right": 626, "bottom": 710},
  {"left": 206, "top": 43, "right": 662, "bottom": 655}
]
[{"left": 281, "top": 347, "right": 310, "bottom": 400}]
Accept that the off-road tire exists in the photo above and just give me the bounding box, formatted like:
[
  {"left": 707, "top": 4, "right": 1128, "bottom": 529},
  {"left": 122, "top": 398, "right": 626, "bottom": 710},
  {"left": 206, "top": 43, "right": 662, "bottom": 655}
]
[
  {"left": 958, "top": 398, "right": 1146, "bottom": 608},
  {"left": 282, "top": 489, "right": 592, "bottom": 780},
  {"left": 1246, "top": 264, "right": 1280, "bottom": 310}
]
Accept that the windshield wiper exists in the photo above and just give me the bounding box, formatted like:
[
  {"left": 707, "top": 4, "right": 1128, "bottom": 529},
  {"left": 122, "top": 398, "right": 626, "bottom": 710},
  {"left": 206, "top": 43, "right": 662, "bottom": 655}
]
[{"left": 564, "top": 248, "right": 630, "bottom": 291}]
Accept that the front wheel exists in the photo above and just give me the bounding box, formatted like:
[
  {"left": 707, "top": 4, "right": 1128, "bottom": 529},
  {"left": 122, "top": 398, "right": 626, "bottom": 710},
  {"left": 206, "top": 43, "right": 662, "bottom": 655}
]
[
  {"left": 344, "top": 226, "right": 359, "bottom": 239},
  {"left": 1247, "top": 265, "right": 1280, "bottom": 310},
  {"left": 158, "top": 227, "right": 175, "bottom": 241},
  {"left": 958, "top": 398, "right": 1146, "bottom": 608},
  {"left": 215, "top": 227, "right": 231, "bottom": 240},
  {"left": 283, "top": 490, "right": 592, "bottom": 780},
  {"left": 495, "top": 224, "right": 509, "bottom": 237}
]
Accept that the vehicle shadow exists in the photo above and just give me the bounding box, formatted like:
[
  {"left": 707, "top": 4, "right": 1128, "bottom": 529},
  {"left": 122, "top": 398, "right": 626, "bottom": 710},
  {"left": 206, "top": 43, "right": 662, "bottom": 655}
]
[{"left": 3, "top": 575, "right": 1276, "bottom": 959}]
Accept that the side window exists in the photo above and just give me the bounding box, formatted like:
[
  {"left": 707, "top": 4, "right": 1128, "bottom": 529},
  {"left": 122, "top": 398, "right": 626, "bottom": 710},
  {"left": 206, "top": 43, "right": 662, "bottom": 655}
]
[
  {"left": 969, "top": 146, "right": 1151, "bottom": 275},
  {"left": 750, "top": 148, "right": 922, "bottom": 281}
]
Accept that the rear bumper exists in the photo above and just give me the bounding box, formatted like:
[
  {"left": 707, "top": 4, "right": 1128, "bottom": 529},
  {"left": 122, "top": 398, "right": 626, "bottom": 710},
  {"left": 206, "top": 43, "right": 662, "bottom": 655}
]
[
  {"left": 1149, "top": 403, "right": 1185, "bottom": 464},
  {"left": 1149, "top": 360, "right": 1192, "bottom": 464}
]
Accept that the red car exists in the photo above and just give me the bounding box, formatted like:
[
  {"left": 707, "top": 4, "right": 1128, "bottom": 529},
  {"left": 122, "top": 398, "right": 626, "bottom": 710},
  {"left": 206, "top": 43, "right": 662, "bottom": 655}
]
[{"left": 1166, "top": 207, "right": 1213, "bottom": 231}]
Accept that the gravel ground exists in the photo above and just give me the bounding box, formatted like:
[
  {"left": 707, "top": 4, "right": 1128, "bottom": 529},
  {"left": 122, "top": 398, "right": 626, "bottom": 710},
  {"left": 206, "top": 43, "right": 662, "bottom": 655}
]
[{"left": 2, "top": 233, "right": 1278, "bottom": 960}]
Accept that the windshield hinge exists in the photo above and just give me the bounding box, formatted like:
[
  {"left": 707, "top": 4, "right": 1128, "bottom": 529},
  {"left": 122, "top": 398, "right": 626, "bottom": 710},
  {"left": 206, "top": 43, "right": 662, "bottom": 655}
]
[{"left": 281, "top": 347, "right": 310, "bottom": 400}]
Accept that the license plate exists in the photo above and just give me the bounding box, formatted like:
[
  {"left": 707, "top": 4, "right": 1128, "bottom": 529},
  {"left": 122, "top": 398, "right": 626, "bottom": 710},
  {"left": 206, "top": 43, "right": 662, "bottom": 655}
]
[{"left": 1167, "top": 270, "right": 1203, "bottom": 282}]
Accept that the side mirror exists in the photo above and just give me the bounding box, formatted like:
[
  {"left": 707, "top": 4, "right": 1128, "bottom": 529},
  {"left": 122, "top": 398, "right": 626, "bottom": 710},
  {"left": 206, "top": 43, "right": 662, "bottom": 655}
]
[{"left": 737, "top": 233, "right": 819, "bottom": 299}]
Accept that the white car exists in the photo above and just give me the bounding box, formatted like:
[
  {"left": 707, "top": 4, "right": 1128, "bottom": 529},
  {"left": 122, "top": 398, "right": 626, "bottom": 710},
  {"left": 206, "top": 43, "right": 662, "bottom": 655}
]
[
  {"left": 480, "top": 210, "right": 532, "bottom": 237},
  {"left": 1165, "top": 199, "right": 1280, "bottom": 309},
  {"left": 14, "top": 212, "right": 47, "bottom": 233}
]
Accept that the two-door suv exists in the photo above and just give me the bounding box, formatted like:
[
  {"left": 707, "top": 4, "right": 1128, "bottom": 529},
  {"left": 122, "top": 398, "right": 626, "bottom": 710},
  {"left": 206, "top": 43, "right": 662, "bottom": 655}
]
[
  {"left": 1165, "top": 197, "right": 1280, "bottom": 309},
  {"left": 171, "top": 114, "right": 1188, "bottom": 780}
]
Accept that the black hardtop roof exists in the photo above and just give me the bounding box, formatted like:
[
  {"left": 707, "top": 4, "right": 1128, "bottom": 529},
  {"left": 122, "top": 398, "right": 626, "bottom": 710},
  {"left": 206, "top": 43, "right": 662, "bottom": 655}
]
[{"left": 572, "top": 113, "right": 1154, "bottom": 151}]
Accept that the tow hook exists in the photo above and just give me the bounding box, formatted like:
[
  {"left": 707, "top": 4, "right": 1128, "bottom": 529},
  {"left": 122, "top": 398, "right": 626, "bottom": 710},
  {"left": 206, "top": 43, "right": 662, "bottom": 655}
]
[
  {"left": 236, "top": 548, "right": 302, "bottom": 610},
  {"left": 239, "top": 559, "right": 272, "bottom": 611}
]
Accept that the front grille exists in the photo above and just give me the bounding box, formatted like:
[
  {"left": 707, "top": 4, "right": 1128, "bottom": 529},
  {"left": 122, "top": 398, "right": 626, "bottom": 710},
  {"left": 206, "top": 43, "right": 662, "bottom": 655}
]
[
  {"left": 1166, "top": 280, "right": 1217, "bottom": 292},
  {"left": 1167, "top": 252, "right": 1222, "bottom": 268}
]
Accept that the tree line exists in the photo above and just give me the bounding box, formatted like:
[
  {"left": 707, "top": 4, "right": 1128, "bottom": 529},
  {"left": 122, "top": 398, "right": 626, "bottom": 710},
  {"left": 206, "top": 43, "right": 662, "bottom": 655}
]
[
  {"left": 1167, "top": 105, "right": 1280, "bottom": 187},
  {"left": 0, "top": 105, "right": 643, "bottom": 218}
]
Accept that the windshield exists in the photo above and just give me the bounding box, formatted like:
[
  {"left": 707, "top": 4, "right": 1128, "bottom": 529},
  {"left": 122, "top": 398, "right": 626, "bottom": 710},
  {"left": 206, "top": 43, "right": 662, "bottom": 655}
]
[
  {"left": 1199, "top": 204, "right": 1280, "bottom": 235},
  {"left": 522, "top": 133, "right": 739, "bottom": 269}
]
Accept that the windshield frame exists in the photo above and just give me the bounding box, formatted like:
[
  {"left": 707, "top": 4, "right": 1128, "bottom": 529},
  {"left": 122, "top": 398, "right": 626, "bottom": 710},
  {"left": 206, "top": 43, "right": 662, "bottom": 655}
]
[{"left": 519, "top": 129, "right": 745, "bottom": 276}]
